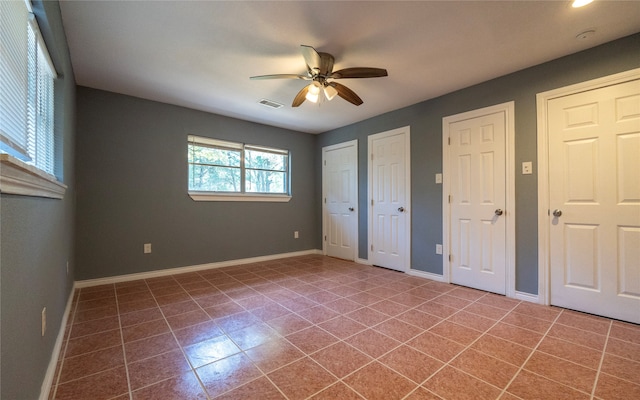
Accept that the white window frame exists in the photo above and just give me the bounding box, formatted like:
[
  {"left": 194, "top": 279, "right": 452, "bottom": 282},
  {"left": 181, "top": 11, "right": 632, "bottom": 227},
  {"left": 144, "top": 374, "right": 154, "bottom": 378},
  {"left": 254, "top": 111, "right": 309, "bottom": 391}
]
[
  {"left": 187, "top": 135, "right": 291, "bottom": 202},
  {"left": 0, "top": 0, "right": 65, "bottom": 199}
]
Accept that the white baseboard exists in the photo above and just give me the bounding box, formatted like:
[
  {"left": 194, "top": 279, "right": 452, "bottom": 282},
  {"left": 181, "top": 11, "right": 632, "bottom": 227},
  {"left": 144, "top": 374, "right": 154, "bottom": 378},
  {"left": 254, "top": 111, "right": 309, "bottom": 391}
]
[
  {"left": 407, "top": 268, "right": 447, "bottom": 283},
  {"left": 515, "top": 290, "right": 539, "bottom": 303},
  {"left": 39, "top": 284, "right": 76, "bottom": 400},
  {"left": 75, "top": 249, "right": 323, "bottom": 288}
]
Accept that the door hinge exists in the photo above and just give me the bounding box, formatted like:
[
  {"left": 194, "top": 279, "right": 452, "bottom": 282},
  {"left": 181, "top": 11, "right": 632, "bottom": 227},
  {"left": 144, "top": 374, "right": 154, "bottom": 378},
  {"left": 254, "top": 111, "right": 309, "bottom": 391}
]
[
  {"left": 371, "top": 199, "right": 374, "bottom": 206},
  {"left": 371, "top": 153, "right": 374, "bottom": 161},
  {"left": 371, "top": 244, "right": 374, "bottom": 251},
  {"left": 448, "top": 137, "right": 451, "bottom": 145},
  {"left": 448, "top": 195, "right": 452, "bottom": 203},
  {"left": 324, "top": 160, "right": 326, "bottom": 166},
  {"left": 324, "top": 197, "right": 327, "bottom": 204},
  {"left": 324, "top": 235, "right": 327, "bottom": 241},
  {"left": 449, "top": 254, "right": 453, "bottom": 262}
]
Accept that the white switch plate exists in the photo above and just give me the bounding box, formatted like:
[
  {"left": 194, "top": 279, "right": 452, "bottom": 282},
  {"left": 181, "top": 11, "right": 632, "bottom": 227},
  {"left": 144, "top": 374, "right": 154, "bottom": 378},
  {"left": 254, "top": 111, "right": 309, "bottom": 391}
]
[
  {"left": 522, "top": 161, "right": 533, "bottom": 175},
  {"left": 144, "top": 243, "right": 152, "bottom": 254},
  {"left": 436, "top": 244, "right": 443, "bottom": 254},
  {"left": 294, "top": 231, "right": 299, "bottom": 239},
  {"left": 435, "top": 173, "right": 443, "bottom": 184}
]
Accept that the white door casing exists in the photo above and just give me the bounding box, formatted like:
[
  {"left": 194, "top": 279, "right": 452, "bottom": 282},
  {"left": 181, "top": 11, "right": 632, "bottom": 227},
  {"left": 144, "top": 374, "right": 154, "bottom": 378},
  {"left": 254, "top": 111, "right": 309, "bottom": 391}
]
[
  {"left": 538, "top": 69, "right": 640, "bottom": 324},
  {"left": 322, "top": 140, "right": 358, "bottom": 261},
  {"left": 368, "top": 126, "right": 411, "bottom": 272},
  {"left": 443, "top": 102, "right": 516, "bottom": 297}
]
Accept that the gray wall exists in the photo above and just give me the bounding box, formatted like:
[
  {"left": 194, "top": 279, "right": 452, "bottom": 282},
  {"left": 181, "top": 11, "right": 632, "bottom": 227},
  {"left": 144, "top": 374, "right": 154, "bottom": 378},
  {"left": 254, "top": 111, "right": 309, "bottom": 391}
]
[
  {"left": 0, "top": 1, "right": 76, "bottom": 399},
  {"left": 317, "top": 33, "right": 640, "bottom": 294},
  {"left": 75, "top": 88, "right": 320, "bottom": 280}
]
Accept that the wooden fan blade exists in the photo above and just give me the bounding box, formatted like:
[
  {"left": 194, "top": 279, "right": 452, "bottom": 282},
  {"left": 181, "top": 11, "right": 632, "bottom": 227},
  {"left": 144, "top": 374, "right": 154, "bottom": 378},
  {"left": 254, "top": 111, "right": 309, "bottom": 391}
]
[
  {"left": 318, "top": 52, "right": 335, "bottom": 76},
  {"left": 250, "top": 74, "right": 309, "bottom": 80},
  {"left": 330, "top": 82, "right": 363, "bottom": 106},
  {"left": 330, "top": 67, "right": 388, "bottom": 79},
  {"left": 292, "top": 84, "right": 310, "bottom": 107},
  {"left": 301, "top": 45, "right": 321, "bottom": 74}
]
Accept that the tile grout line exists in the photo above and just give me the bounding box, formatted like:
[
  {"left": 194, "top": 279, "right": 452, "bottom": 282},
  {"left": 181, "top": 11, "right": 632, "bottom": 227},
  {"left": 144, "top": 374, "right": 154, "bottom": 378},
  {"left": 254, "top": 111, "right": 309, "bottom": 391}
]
[
  {"left": 497, "top": 307, "right": 574, "bottom": 399},
  {"left": 183, "top": 270, "right": 293, "bottom": 400},
  {"left": 48, "top": 289, "right": 81, "bottom": 400},
  {"left": 172, "top": 264, "right": 312, "bottom": 398},
  {"left": 237, "top": 264, "right": 548, "bottom": 398},
  {"left": 243, "top": 261, "right": 362, "bottom": 400},
  {"left": 252, "top": 266, "right": 403, "bottom": 399},
  {"left": 113, "top": 283, "right": 135, "bottom": 400},
  {"left": 54, "top": 258, "right": 640, "bottom": 399},
  {"left": 590, "top": 319, "right": 613, "bottom": 400},
  {"left": 399, "top": 291, "right": 523, "bottom": 399},
  {"left": 144, "top": 277, "right": 215, "bottom": 400},
  {"left": 289, "top": 287, "right": 496, "bottom": 399},
  {"left": 316, "top": 280, "right": 501, "bottom": 398}
]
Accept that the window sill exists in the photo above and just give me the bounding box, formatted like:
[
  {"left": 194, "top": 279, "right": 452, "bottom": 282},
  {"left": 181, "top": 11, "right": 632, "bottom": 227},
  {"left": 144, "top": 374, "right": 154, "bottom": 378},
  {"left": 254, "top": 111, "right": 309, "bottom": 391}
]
[
  {"left": 0, "top": 154, "right": 66, "bottom": 199},
  {"left": 188, "top": 191, "right": 291, "bottom": 202}
]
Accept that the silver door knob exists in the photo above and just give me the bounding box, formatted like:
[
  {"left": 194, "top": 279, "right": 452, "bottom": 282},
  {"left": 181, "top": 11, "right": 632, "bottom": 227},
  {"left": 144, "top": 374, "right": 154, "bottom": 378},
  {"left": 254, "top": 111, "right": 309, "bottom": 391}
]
[
  {"left": 348, "top": 207, "right": 354, "bottom": 211},
  {"left": 495, "top": 209, "right": 503, "bottom": 216},
  {"left": 553, "top": 209, "right": 562, "bottom": 217},
  {"left": 398, "top": 207, "right": 405, "bottom": 212}
]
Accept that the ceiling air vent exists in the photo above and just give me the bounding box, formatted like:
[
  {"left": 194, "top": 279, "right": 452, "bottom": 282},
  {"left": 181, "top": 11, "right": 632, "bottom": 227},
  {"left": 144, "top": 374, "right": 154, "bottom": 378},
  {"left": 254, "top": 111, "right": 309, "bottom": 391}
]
[{"left": 259, "top": 99, "right": 284, "bottom": 109}]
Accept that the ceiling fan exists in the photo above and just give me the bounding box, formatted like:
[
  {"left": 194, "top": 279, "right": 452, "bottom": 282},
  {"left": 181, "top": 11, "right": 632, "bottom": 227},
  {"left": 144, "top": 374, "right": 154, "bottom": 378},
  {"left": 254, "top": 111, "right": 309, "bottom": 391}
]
[{"left": 250, "top": 45, "right": 388, "bottom": 107}]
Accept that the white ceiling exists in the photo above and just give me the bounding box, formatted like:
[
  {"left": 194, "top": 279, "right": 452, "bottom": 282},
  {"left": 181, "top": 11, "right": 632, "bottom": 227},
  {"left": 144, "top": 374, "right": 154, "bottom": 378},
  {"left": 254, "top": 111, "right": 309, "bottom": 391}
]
[{"left": 59, "top": 1, "right": 640, "bottom": 134}]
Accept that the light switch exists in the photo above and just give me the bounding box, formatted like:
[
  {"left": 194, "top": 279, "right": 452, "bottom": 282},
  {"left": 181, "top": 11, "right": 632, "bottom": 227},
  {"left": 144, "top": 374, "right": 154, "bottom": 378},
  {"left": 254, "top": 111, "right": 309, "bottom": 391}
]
[
  {"left": 522, "top": 162, "right": 533, "bottom": 175},
  {"left": 435, "top": 173, "right": 442, "bottom": 184}
]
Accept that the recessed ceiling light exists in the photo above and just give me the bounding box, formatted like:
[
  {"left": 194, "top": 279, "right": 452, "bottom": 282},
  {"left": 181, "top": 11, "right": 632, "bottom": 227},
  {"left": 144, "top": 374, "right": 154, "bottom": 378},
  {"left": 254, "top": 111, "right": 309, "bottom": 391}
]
[
  {"left": 576, "top": 30, "right": 596, "bottom": 40},
  {"left": 258, "top": 99, "right": 284, "bottom": 109},
  {"left": 572, "top": 0, "right": 594, "bottom": 8}
]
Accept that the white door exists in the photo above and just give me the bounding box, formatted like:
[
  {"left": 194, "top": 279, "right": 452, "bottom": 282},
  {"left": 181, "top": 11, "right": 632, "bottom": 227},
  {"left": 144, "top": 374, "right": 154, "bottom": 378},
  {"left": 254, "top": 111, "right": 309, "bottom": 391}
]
[
  {"left": 323, "top": 141, "right": 358, "bottom": 261},
  {"left": 547, "top": 79, "right": 640, "bottom": 324},
  {"left": 368, "top": 127, "right": 411, "bottom": 272},
  {"left": 445, "top": 105, "right": 511, "bottom": 295}
]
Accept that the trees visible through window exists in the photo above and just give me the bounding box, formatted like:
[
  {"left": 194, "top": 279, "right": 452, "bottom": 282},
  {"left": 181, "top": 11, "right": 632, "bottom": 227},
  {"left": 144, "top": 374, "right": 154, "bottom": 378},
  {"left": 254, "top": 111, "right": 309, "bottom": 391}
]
[{"left": 188, "top": 135, "right": 289, "bottom": 195}]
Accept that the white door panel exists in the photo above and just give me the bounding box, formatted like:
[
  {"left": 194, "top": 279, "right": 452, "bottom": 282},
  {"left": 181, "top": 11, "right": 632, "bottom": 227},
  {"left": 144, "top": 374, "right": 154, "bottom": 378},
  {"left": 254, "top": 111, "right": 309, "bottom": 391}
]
[
  {"left": 323, "top": 141, "right": 357, "bottom": 261},
  {"left": 548, "top": 78, "right": 640, "bottom": 323},
  {"left": 368, "top": 127, "right": 410, "bottom": 272},
  {"left": 445, "top": 105, "right": 511, "bottom": 295}
]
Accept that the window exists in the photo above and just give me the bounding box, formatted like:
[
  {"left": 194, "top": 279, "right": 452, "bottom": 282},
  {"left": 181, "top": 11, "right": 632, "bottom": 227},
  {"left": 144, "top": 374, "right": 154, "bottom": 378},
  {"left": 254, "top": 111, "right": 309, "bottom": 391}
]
[
  {"left": 0, "top": 0, "right": 64, "bottom": 198},
  {"left": 187, "top": 135, "right": 291, "bottom": 202}
]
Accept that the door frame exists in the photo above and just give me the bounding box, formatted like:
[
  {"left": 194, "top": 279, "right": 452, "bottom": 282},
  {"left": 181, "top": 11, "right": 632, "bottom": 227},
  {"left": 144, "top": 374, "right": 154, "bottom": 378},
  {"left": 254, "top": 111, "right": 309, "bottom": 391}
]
[
  {"left": 322, "top": 139, "right": 358, "bottom": 261},
  {"left": 536, "top": 68, "right": 640, "bottom": 306},
  {"left": 367, "top": 126, "right": 411, "bottom": 272},
  {"left": 442, "top": 102, "right": 516, "bottom": 297}
]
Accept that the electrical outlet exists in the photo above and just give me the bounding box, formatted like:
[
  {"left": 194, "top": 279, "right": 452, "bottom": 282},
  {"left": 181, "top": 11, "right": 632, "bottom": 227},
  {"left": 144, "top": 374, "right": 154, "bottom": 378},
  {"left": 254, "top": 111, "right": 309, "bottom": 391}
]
[
  {"left": 435, "top": 173, "right": 443, "bottom": 184},
  {"left": 144, "top": 243, "right": 152, "bottom": 254},
  {"left": 436, "top": 244, "right": 443, "bottom": 254},
  {"left": 41, "top": 307, "right": 46, "bottom": 336},
  {"left": 522, "top": 161, "right": 533, "bottom": 175},
  {"left": 294, "top": 231, "right": 299, "bottom": 239}
]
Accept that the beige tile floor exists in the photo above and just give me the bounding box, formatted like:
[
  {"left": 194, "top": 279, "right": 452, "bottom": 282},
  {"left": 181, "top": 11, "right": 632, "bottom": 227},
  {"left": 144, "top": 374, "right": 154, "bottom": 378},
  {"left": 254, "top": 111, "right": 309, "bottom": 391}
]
[{"left": 48, "top": 255, "right": 640, "bottom": 400}]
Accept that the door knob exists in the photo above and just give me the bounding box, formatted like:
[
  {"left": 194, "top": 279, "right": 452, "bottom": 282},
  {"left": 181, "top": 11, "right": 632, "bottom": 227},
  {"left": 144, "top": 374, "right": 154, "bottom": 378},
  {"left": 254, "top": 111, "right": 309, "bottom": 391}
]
[
  {"left": 348, "top": 207, "right": 354, "bottom": 211},
  {"left": 398, "top": 207, "right": 405, "bottom": 212},
  {"left": 553, "top": 209, "right": 562, "bottom": 217},
  {"left": 495, "top": 209, "right": 504, "bottom": 216}
]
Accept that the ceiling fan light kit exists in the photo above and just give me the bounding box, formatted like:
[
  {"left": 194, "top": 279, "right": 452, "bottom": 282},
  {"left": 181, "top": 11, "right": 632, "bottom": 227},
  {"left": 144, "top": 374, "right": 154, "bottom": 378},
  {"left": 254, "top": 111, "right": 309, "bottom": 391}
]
[
  {"left": 305, "top": 81, "right": 322, "bottom": 103},
  {"left": 250, "top": 45, "right": 388, "bottom": 107}
]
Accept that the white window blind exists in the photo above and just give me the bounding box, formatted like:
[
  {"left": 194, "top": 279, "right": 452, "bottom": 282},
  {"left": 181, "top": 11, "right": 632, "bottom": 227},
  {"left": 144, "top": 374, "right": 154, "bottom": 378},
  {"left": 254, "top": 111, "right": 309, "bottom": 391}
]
[
  {"left": 0, "top": 0, "right": 29, "bottom": 157},
  {"left": 0, "top": 0, "right": 57, "bottom": 175}
]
